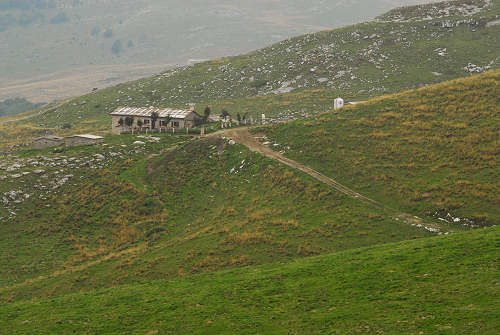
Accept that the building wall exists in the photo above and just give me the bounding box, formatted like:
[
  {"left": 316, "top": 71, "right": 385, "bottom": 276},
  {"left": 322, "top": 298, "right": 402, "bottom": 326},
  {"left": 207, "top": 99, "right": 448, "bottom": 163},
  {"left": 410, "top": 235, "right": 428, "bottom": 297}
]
[
  {"left": 111, "top": 113, "right": 201, "bottom": 134},
  {"left": 65, "top": 137, "right": 104, "bottom": 147},
  {"left": 111, "top": 115, "right": 128, "bottom": 134},
  {"left": 183, "top": 112, "right": 201, "bottom": 128},
  {"left": 34, "top": 139, "right": 64, "bottom": 150}
]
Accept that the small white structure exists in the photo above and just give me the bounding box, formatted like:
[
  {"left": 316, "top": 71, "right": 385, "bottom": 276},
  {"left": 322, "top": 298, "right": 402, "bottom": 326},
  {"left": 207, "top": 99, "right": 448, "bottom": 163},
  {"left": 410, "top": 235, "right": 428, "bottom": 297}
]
[{"left": 334, "top": 98, "right": 344, "bottom": 110}]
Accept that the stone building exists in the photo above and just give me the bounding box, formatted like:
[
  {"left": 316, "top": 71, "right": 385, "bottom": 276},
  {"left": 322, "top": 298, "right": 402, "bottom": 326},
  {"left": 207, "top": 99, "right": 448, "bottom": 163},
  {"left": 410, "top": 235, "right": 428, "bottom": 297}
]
[
  {"left": 110, "top": 107, "right": 202, "bottom": 134},
  {"left": 33, "top": 136, "right": 64, "bottom": 149}
]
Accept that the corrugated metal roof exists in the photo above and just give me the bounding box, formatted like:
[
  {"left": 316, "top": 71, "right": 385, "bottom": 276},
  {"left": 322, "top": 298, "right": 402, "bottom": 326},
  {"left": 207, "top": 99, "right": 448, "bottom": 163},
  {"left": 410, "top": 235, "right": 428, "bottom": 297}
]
[{"left": 110, "top": 107, "right": 192, "bottom": 119}]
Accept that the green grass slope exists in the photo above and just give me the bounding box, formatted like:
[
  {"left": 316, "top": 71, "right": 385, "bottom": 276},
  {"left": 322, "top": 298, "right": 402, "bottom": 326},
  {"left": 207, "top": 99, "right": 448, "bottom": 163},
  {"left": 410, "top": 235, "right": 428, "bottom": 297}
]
[
  {"left": 262, "top": 70, "right": 500, "bottom": 226},
  {"left": 1, "top": 0, "right": 498, "bottom": 149},
  {"left": 1, "top": 226, "right": 498, "bottom": 334},
  {"left": 0, "top": 135, "right": 435, "bottom": 303}
]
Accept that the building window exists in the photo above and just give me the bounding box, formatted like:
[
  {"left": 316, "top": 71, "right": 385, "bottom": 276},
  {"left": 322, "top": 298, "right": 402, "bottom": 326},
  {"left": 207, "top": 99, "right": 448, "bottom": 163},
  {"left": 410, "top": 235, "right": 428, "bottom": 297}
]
[
  {"left": 144, "top": 119, "right": 150, "bottom": 124},
  {"left": 172, "top": 121, "right": 179, "bottom": 127}
]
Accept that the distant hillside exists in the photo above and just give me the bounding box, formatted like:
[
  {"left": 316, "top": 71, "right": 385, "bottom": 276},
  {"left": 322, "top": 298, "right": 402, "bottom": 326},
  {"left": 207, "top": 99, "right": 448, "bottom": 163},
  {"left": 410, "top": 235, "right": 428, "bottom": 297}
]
[
  {"left": 1, "top": 225, "right": 497, "bottom": 334},
  {"left": 0, "top": 98, "right": 44, "bottom": 117},
  {"left": 262, "top": 70, "right": 500, "bottom": 226},
  {"left": 0, "top": 0, "right": 435, "bottom": 102},
  {"left": 7, "top": 0, "right": 498, "bottom": 139}
]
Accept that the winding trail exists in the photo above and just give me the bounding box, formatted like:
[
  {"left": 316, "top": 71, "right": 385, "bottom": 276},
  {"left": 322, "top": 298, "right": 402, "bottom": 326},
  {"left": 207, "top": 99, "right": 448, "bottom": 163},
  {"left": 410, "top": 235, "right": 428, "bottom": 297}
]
[{"left": 216, "top": 127, "right": 438, "bottom": 229}]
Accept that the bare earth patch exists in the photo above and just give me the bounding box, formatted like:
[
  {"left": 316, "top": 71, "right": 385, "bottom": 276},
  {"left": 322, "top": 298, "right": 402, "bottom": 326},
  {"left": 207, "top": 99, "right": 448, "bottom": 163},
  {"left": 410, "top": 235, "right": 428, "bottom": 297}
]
[{"left": 0, "top": 63, "right": 174, "bottom": 103}]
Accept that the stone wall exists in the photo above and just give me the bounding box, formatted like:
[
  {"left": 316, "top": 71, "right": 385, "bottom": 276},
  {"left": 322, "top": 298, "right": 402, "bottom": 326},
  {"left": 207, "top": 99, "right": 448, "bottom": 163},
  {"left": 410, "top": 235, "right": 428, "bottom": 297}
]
[
  {"left": 64, "top": 137, "right": 104, "bottom": 147},
  {"left": 34, "top": 139, "right": 64, "bottom": 150}
]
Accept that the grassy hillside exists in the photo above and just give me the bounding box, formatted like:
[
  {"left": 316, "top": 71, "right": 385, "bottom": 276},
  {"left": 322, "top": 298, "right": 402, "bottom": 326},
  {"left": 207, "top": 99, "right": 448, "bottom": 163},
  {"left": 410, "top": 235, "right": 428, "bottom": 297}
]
[
  {"left": 0, "top": 134, "right": 438, "bottom": 303},
  {"left": 0, "top": 2, "right": 497, "bottom": 331},
  {"left": 0, "top": 0, "right": 497, "bottom": 151},
  {"left": 1, "top": 225, "right": 498, "bottom": 334},
  {"left": 262, "top": 70, "right": 500, "bottom": 226}
]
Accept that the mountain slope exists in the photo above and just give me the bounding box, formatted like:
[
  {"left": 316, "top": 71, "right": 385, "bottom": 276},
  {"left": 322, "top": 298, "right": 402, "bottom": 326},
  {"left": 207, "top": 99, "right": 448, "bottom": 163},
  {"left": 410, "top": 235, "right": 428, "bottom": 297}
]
[
  {"left": 6, "top": 0, "right": 497, "bottom": 139},
  {"left": 1, "top": 225, "right": 498, "bottom": 334},
  {"left": 0, "top": 0, "right": 436, "bottom": 102},
  {"left": 0, "top": 134, "right": 435, "bottom": 303},
  {"left": 0, "top": 2, "right": 497, "bottom": 330},
  {"left": 262, "top": 69, "right": 500, "bottom": 226},
  {"left": 1, "top": 70, "right": 496, "bottom": 304}
]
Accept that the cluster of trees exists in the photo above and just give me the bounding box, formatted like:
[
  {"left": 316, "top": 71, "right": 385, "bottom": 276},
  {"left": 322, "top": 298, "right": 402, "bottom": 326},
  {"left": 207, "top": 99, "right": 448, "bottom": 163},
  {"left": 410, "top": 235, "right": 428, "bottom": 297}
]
[
  {"left": 236, "top": 111, "right": 250, "bottom": 124},
  {"left": 0, "top": 98, "right": 44, "bottom": 117},
  {"left": 91, "top": 28, "right": 134, "bottom": 55},
  {"left": 220, "top": 110, "right": 251, "bottom": 124},
  {"left": 91, "top": 27, "right": 113, "bottom": 38},
  {"left": 0, "top": 0, "right": 56, "bottom": 11},
  {"left": 103, "top": 28, "right": 113, "bottom": 38},
  {"left": 0, "top": 11, "right": 43, "bottom": 30},
  {"left": 0, "top": 9, "right": 69, "bottom": 31},
  {"left": 111, "top": 39, "right": 135, "bottom": 55},
  {"left": 0, "top": 0, "right": 84, "bottom": 10},
  {"left": 111, "top": 40, "right": 122, "bottom": 54},
  {"left": 0, "top": 0, "right": 74, "bottom": 31},
  {"left": 49, "top": 11, "right": 68, "bottom": 24}
]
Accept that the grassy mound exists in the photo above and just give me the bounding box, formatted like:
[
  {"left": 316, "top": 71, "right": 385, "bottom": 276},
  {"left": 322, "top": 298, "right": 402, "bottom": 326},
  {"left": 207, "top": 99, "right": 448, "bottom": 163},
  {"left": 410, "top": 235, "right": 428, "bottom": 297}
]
[
  {"left": 1, "top": 226, "right": 498, "bottom": 334},
  {"left": 0, "top": 136, "right": 433, "bottom": 302},
  {"left": 262, "top": 70, "right": 500, "bottom": 225}
]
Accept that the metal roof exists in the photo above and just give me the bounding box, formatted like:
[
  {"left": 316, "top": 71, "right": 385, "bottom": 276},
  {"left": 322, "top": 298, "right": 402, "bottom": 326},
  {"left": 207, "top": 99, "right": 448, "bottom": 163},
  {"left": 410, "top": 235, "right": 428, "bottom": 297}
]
[{"left": 110, "top": 107, "right": 193, "bottom": 119}]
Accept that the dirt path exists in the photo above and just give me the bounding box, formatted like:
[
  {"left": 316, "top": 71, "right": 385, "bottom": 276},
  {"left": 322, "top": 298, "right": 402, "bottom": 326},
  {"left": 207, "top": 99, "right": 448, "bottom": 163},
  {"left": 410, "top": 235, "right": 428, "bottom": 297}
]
[{"left": 216, "top": 127, "right": 438, "bottom": 229}]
